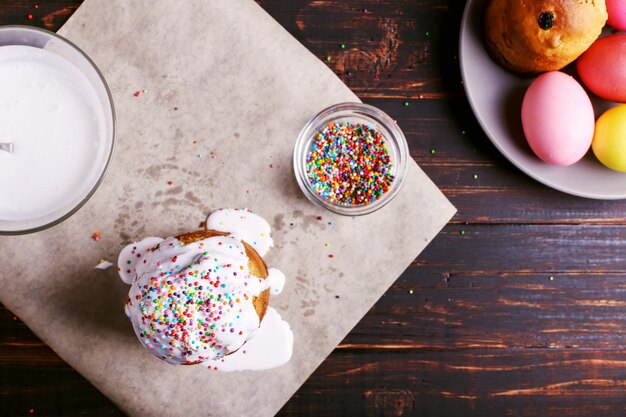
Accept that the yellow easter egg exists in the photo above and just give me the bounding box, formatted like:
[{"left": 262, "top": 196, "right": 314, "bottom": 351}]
[{"left": 593, "top": 104, "right": 626, "bottom": 172}]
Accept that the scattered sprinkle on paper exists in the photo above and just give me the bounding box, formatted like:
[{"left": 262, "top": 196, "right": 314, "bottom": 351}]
[
  {"left": 91, "top": 231, "right": 101, "bottom": 241},
  {"left": 95, "top": 260, "right": 113, "bottom": 270}
]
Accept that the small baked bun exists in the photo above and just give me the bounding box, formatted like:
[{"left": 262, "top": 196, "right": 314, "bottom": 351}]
[{"left": 484, "top": 0, "right": 607, "bottom": 74}]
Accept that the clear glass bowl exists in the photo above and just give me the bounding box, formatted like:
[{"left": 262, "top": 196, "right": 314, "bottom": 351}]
[
  {"left": 293, "top": 102, "right": 408, "bottom": 216},
  {"left": 0, "top": 26, "right": 115, "bottom": 235}
]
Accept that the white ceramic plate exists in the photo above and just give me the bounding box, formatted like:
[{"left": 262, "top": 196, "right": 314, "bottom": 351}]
[{"left": 460, "top": 0, "right": 626, "bottom": 199}]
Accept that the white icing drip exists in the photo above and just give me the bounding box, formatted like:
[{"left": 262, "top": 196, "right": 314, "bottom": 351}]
[
  {"left": 267, "top": 268, "right": 286, "bottom": 295},
  {"left": 206, "top": 208, "right": 273, "bottom": 257},
  {"left": 117, "top": 237, "right": 164, "bottom": 284},
  {"left": 125, "top": 235, "right": 268, "bottom": 365},
  {"left": 214, "top": 308, "right": 293, "bottom": 372}
]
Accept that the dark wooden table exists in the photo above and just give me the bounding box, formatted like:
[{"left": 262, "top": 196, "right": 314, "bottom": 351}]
[{"left": 3, "top": 1, "right": 626, "bottom": 416}]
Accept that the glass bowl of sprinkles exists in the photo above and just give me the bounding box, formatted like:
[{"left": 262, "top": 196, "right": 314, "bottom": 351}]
[{"left": 294, "top": 102, "right": 409, "bottom": 216}]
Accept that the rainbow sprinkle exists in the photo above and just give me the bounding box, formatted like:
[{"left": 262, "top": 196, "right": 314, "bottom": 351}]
[{"left": 305, "top": 122, "right": 394, "bottom": 206}]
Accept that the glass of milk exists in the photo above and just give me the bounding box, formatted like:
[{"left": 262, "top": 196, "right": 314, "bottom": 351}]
[{"left": 0, "top": 26, "right": 115, "bottom": 234}]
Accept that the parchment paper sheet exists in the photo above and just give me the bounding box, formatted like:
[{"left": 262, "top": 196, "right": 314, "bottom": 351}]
[{"left": 0, "top": 1, "right": 456, "bottom": 416}]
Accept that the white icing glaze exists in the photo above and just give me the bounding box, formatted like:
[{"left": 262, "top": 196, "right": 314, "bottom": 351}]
[
  {"left": 0, "top": 46, "right": 108, "bottom": 222},
  {"left": 125, "top": 235, "right": 267, "bottom": 365},
  {"left": 206, "top": 208, "right": 273, "bottom": 257},
  {"left": 118, "top": 209, "right": 293, "bottom": 371},
  {"left": 267, "top": 268, "right": 286, "bottom": 295},
  {"left": 213, "top": 307, "right": 292, "bottom": 372},
  {"left": 118, "top": 237, "right": 164, "bottom": 284}
]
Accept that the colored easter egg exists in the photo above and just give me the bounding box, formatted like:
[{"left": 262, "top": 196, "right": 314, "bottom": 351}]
[
  {"left": 592, "top": 104, "right": 626, "bottom": 172},
  {"left": 521, "top": 72, "right": 595, "bottom": 166},
  {"left": 607, "top": 0, "right": 626, "bottom": 31},
  {"left": 577, "top": 34, "right": 626, "bottom": 102}
]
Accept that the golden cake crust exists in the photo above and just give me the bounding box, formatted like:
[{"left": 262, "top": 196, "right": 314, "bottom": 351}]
[{"left": 484, "top": 0, "right": 607, "bottom": 74}]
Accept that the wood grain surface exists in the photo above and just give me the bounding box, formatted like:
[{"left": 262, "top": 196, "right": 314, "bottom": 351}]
[{"left": 3, "top": 1, "right": 626, "bottom": 416}]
